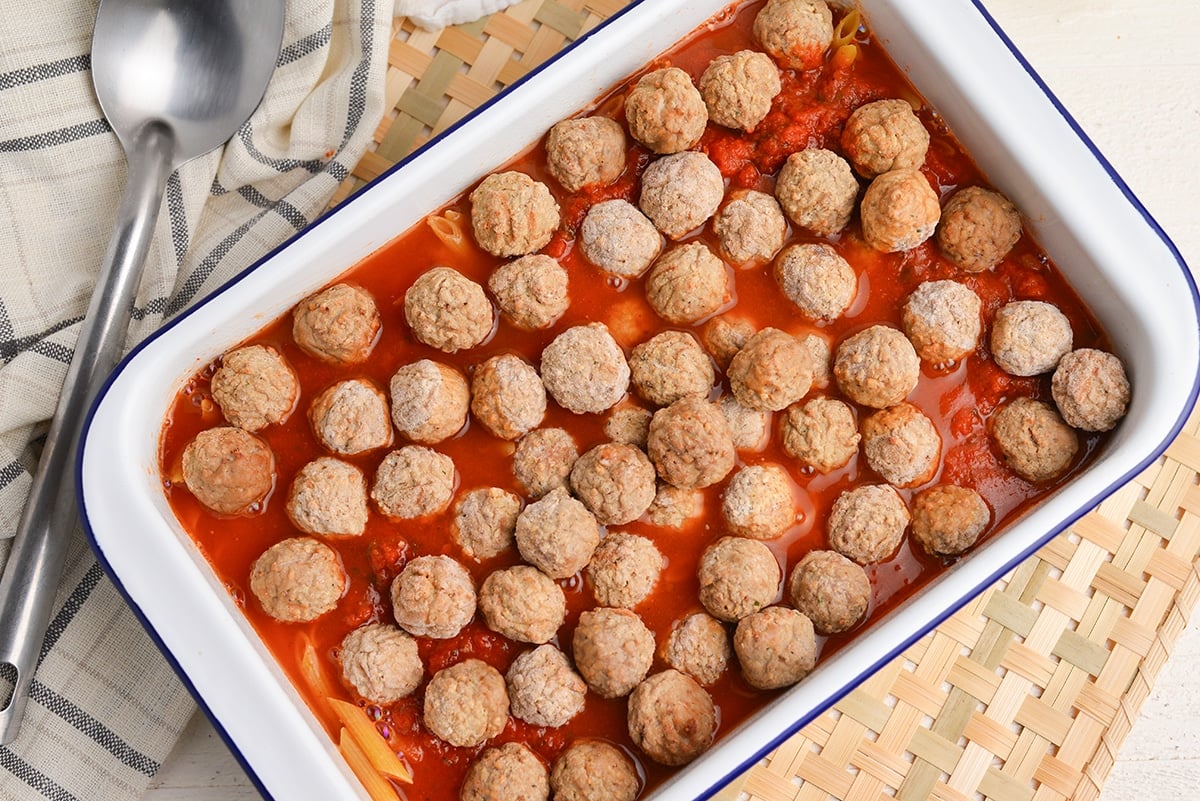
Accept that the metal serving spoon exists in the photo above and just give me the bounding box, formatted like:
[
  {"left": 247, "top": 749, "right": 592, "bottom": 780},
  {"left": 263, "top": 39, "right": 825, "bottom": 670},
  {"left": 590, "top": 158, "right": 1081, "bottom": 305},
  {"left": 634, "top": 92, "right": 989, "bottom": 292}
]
[{"left": 0, "top": 0, "right": 284, "bottom": 743}]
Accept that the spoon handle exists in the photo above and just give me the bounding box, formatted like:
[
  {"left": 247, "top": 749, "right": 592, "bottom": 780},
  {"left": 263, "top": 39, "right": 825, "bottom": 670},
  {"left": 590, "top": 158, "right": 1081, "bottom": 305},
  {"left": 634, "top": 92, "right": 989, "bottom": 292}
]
[{"left": 0, "top": 122, "right": 176, "bottom": 745}]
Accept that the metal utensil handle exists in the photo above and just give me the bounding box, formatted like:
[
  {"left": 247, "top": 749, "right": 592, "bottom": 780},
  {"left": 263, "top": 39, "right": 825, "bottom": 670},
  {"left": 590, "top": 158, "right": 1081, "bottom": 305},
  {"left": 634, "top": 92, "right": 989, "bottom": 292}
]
[{"left": 0, "top": 122, "right": 175, "bottom": 745}]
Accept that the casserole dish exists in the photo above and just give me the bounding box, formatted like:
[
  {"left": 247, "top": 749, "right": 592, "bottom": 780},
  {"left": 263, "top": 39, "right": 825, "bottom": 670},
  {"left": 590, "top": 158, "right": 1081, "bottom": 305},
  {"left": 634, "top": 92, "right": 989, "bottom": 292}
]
[{"left": 80, "top": 1, "right": 1200, "bottom": 799}]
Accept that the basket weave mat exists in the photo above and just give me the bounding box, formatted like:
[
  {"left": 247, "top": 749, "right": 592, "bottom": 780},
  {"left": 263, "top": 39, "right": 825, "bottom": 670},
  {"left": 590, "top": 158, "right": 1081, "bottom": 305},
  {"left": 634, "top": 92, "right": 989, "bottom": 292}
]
[{"left": 331, "top": 4, "right": 1200, "bottom": 800}]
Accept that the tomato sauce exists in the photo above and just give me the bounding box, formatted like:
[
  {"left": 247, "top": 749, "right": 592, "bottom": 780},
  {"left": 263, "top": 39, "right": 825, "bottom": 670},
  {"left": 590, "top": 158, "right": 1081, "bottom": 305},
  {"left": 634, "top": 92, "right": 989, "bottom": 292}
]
[{"left": 158, "top": 2, "right": 1110, "bottom": 799}]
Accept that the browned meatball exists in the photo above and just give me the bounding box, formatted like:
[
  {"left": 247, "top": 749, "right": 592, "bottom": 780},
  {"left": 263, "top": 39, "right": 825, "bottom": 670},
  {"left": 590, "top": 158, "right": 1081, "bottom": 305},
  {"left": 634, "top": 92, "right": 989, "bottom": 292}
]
[
  {"left": 514, "top": 487, "right": 601, "bottom": 579},
  {"left": 309, "top": 378, "right": 393, "bottom": 455},
  {"left": 423, "top": 659, "right": 508, "bottom": 748},
  {"left": 389, "top": 359, "right": 470, "bottom": 444},
  {"left": 1051, "top": 348, "right": 1131, "bottom": 432},
  {"left": 371, "top": 446, "right": 456, "bottom": 519},
  {"left": 989, "top": 397, "right": 1079, "bottom": 482},
  {"left": 734, "top": 606, "right": 818, "bottom": 689},
  {"left": 699, "top": 50, "right": 781, "bottom": 131},
  {"left": 802, "top": 332, "right": 833, "bottom": 388},
  {"left": 841, "top": 99, "right": 931, "bottom": 178},
  {"left": 626, "top": 669, "right": 716, "bottom": 766},
  {"left": 774, "top": 243, "right": 857, "bottom": 322},
  {"left": 580, "top": 199, "right": 662, "bottom": 279},
  {"left": 604, "top": 406, "right": 652, "bottom": 449},
  {"left": 470, "top": 171, "right": 560, "bottom": 257},
  {"left": 470, "top": 353, "right": 547, "bottom": 440},
  {"left": 479, "top": 565, "right": 565, "bottom": 644},
  {"left": 210, "top": 345, "right": 298, "bottom": 432},
  {"left": 286, "top": 457, "right": 367, "bottom": 537},
  {"left": 860, "top": 402, "right": 941, "bottom": 488},
  {"left": 506, "top": 645, "right": 586, "bottom": 728},
  {"left": 647, "top": 396, "right": 737, "bottom": 489},
  {"left": 701, "top": 315, "right": 755, "bottom": 369},
  {"left": 639, "top": 151, "right": 725, "bottom": 240},
  {"left": 911, "top": 484, "right": 991, "bottom": 556},
  {"left": 753, "top": 0, "right": 833, "bottom": 70},
  {"left": 546, "top": 116, "right": 627, "bottom": 192},
  {"left": 902, "top": 280, "right": 982, "bottom": 364},
  {"left": 991, "top": 300, "right": 1073, "bottom": 377},
  {"left": 513, "top": 427, "right": 579, "bottom": 498},
  {"left": 292, "top": 282, "right": 381, "bottom": 364},
  {"left": 540, "top": 323, "right": 630, "bottom": 414},
  {"left": 697, "top": 536, "right": 780, "bottom": 621},
  {"left": 391, "top": 554, "right": 476, "bottom": 639},
  {"left": 663, "top": 612, "right": 731, "bottom": 686},
  {"left": 405, "top": 267, "right": 494, "bottom": 353},
  {"left": 645, "top": 242, "right": 730, "bottom": 325},
  {"left": 719, "top": 395, "right": 771, "bottom": 451},
  {"left": 339, "top": 623, "right": 422, "bottom": 704},
  {"left": 712, "top": 189, "right": 788, "bottom": 266},
  {"left": 249, "top": 537, "right": 345, "bottom": 623},
  {"left": 787, "top": 549, "right": 870, "bottom": 635},
  {"left": 827, "top": 484, "right": 910, "bottom": 564},
  {"left": 586, "top": 532, "right": 664, "bottom": 609},
  {"left": 937, "top": 186, "right": 1023, "bottom": 272},
  {"left": 453, "top": 487, "right": 521, "bottom": 561},
  {"left": 488, "top": 254, "right": 570, "bottom": 331},
  {"left": 728, "top": 327, "right": 814, "bottom": 412},
  {"left": 571, "top": 442, "right": 656, "bottom": 525},
  {"left": 550, "top": 740, "right": 639, "bottom": 801},
  {"left": 781, "top": 396, "right": 859, "bottom": 473},
  {"left": 624, "top": 67, "right": 708, "bottom": 154},
  {"left": 722, "top": 464, "right": 795, "bottom": 539},
  {"left": 645, "top": 482, "right": 703, "bottom": 529},
  {"left": 461, "top": 742, "right": 549, "bottom": 801},
  {"left": 774, "top": 148, "right": 858, "bottom": 236},
  {"left": 181, "top": 426, "right": 274, "bottom": 515},
  {"left": 860, "top": 168, "right": 941, "bottom": 253},
  {"left": 572, "top": 607, "right": 655, "bottom": 698},
  {"left": 629, "top": 331, "right": 715, "bottom": 407},
  {"left": 833, "top": 325, "right": 920, "bottom": 409}
]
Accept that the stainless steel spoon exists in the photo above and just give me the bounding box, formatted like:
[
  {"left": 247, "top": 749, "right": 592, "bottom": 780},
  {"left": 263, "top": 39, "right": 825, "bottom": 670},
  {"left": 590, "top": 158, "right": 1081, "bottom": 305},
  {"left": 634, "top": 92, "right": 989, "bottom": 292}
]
[{"left": 0, "top": 0, "right": 284, "bottom": 744}]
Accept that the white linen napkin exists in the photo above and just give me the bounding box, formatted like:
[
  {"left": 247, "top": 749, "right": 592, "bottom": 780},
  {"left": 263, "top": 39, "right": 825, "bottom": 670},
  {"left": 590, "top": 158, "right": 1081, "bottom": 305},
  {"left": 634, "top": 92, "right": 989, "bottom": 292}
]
[{"left": 395, "top": 0, "right": 521, "bottom": 30}]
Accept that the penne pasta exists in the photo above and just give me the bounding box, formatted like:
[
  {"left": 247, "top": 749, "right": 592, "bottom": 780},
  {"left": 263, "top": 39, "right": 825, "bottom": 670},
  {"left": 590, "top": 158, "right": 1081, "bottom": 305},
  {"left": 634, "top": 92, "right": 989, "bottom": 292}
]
[
  {"left": 329, "top": 697, "right": 414, "bottom": 784},
  {"left": 339, "top": 728, "right": 401, "bottom": 801},
  {"left": 427, "top": 208, "right": 467, "bottom": 252}
]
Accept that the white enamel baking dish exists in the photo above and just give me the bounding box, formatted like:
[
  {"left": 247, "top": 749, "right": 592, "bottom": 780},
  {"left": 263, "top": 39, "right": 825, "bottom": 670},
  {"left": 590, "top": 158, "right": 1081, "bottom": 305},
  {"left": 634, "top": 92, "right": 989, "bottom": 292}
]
[{"left": 79, "top": 1, "right": 1200, "bottom": 799}]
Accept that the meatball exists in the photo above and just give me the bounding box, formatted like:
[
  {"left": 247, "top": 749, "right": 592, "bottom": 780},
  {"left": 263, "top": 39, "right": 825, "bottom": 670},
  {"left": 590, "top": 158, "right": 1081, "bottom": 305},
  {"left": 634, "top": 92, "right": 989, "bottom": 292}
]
[
  {"left": 774, "top": 148, "right": 858, "bottom": 236},
  {"left": 1051, "top": 348, "right": 1131, "bottom": 432},
  {"left": 181, "top": 426, "right": 275, "bottom": 516},
  {"left": 860, "top": 402, "right": 941, "bottom": 488},
  {"left": 728, "top": 327, "right": 814, "bottom": 412},
  {"left": 841, "top": 99, "right": 931, "bottom": 178},
  {"left": 540, "top": 323, "right": 630, "bottom": 414},
  {"left": 781, "top": 396, "right": 859, "bottom": 473},
  {"left": 911, "top": 484, "right": 991, "bottom": 557},
  {"left": 513, "top": 427, "right": 579, "bottom": 498},
  {"left": 787, "top": 549, "right": 870, "bottom": 635},
  {"left": 639, "top": 151, "right": 725, "bottom": 240},
  {"left": 719, "top": 395, "right": 771, "bottom": 451},
  {"left": 470, "top": 171, "right": 560, "bottom": 257},
  {"left": 371, "top": 446, "right": 456, "bottom": 519},
  {"left": 663, "top": 612, "right": 731, "bottom": 686},
  {"left": 902, "top": 280, "right": 982, "bottom": 364},
  {"left": 774, "top": 243, "right": 857, "bottom": 322},
  {"left": 570, "top": 443, "right": 656, "bottom": 526},
  {"left": 506, "top": 645, "right": 586, "bottom": 728},
  {"left": 391, "top": 554, "right": 476, "bottom": 639},
  {"left": 461, "top": 742, "right": 549, "bottom": 801},
  {"left": 546, "top": 116, "right": 627, "bottom": 192},
  {"left": 470, "top": 353, "right": 547, "bottom": 440},
  {"left": 860, "top": 168, "right": 941, "bottom": 253},
  {"left": 210, "top": 345, "right": 299, "bottom": 432},
  {"left": 249, "top": 537, "right": 345, "bottom": 623},
  {"left": 286, "top": 457, "right": 368, "bottom": 537},
  {"left": 423, "top": 659, "right": 508, "bottom": 748},
  {"left": 712, "top": 189, "right": 788, "bottom": 266},
  {"left": 722, "top": 463, "right": 795, "bottom": 539},
  {"left": 827, "top": 484, "right": 910, "bottom": 564},
  {"left": 514, "top": 487, "right": 601, "bottom": 579},
  {"left": 644, "top": 242, "right": 730, "bottom": 325},
  {"left": 339, "top": 623, "right": 422, "bottom": 704},
  {"left": 629, "top": 331, "right": 715, "bottom": 407},
  {"left": 550, "top": 740, "right": 639, "bottom": 801},
  {"left": 753, "top": 0, "right": 833, "bottom": 70},
  {"left": 647, "top": 396, "right": 737, "bottom": 489},
  {"left": 623, "top": 66, "right": 708, "bottom": 154},
  {"left": 488, "top": 254, "right": 570, "bottom": 331},
  {"left": 573, "top": 607, "right": 655, "bottom": 698},
  {"left": 833, "top": 325, "right": 920, "bottom": 409},
  {"left": 802, "top": 332, "right": 833, "bottom": 388},
  {"left": 989, "top": 397, "right": 1079, "bottom": 482},
  {"left": 579, "top": 199, "right": 662, "bottom": 278},
  {"left": 627, "top": 669, "right": 716, "bottom": 766},
  {"left": 453, "top": 487, "right": 521, "bottom": 561},
  {"left": 645, "top": 482, "right": 703, "bottom": 529},
  {"left": 991, "top": 300, "right": 1073, "bottom": 377},
  {"left": 404, "top": 267, "right": 494, "bottom": 353},
  {"left": 309, "top": 379, "right": 392, "bottom": 455},
  {"left": 701, "top": 315, "right": 755, "bottom": 369},
  {"left": 937, "top": 186, "right": 1023, "bottom": 272},
  {"left": 292, "top": 282, "right": 381, "bottom": 364},
  {"left": 697, "top": 536, "right": 780, "bottom": 621},
  {"left": 733, "top": 606, "right": 818, "bottom": 689},
  {"left": 478, "top": 565, "right": 566, "bottom": 644},
  {"left": 389, "top": 359, "right": 470, "bottom": 444},
  {"left": 605, "top": 406, "right": 652, "bottom": 449},
  {"left": 699, "top": 50, "right": 782, "bottom": 131},
  {"left": 586, "top": 532, "right": 665, "bottom": 609}
]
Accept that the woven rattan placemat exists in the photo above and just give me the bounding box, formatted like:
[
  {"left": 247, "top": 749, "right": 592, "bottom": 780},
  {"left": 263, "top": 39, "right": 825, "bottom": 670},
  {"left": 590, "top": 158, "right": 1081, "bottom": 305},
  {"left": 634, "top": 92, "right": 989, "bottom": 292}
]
[{"left": 330, "top": 4, "right": 1200, "bottom": 799}]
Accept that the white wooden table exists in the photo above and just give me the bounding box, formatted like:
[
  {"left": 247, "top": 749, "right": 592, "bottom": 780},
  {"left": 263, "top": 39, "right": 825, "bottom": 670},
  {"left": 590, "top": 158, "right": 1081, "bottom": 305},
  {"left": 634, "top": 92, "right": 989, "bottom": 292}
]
[{"left": 142, "top": 2, "right": 1200, "bottom": 798}]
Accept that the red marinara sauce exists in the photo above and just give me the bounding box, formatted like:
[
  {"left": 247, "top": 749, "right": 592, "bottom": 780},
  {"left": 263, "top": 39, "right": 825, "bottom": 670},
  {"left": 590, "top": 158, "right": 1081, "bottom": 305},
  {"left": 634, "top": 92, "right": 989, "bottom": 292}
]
[{"left": 158, "top": 2, "right": 1110, "bottom": 798}]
